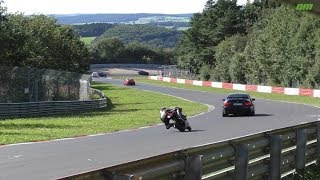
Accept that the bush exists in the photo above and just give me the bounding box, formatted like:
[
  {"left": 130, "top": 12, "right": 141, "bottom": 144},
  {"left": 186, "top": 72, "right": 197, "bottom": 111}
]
[{"left": 199, "top": 65, "right": 211, "bottom": 81}]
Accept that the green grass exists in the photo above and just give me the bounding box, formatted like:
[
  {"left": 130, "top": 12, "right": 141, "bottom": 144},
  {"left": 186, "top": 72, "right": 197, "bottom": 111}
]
[
  {"left": 81, "top": 37, "right": 96, "bottom": 45},
  {"left": 119, "top": 76, "right": 320, "bottom": 107},
  {"left": 0, "top": 82, "right": 208, "bottom": 145}
]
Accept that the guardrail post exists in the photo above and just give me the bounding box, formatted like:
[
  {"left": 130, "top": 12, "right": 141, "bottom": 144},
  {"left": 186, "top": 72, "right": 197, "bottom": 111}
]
[
  {"left": 296, "top": 129, "right": 307, "bottom": 177},
  {"left": 270, "top": 135, "right": 282, "bottom": 180},
  {"left": 184, "top": 155, "right": 202, "bottom": 180},
  {"left": 317, "top": 122, "right": 320, "bottom": 159},
  {"left": 234, "top": 144, "right": 249, "bottom": 180}
]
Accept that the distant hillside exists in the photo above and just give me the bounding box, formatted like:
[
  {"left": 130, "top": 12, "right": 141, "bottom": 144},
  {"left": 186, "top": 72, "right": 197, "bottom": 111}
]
[
  {"left": 73, "top": 23, "right": 114, "bottom": 37},
  {"left": 52, "top": 13, "right": 193, "bottom": 25},
  {"left": 94, "top": 24, "right": 182, "bottom": 48}
]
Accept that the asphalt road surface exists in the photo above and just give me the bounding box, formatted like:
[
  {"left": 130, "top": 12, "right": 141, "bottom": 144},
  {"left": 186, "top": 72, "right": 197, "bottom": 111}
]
[{"left": 0, "top": 78, "right": 319, "bottom": 179}]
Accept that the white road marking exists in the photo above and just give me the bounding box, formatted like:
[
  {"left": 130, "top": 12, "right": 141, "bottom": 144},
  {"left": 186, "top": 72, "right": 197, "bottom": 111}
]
[{"left": 299, "top": 122, "right": 308, "bottom": 125}]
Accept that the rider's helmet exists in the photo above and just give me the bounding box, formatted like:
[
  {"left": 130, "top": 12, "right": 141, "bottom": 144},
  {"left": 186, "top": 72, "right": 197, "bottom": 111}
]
[{"left": 160, "top": 107, "right": 168, "bottom": 121}]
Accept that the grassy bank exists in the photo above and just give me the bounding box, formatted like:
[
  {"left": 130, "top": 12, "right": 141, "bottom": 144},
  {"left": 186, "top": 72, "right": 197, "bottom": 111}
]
[
  {"left": 0, "top": 82, "right": 208, "bottom": 145},
  {"left": 118, "top": 76, "right": 320, "bottom": 107},
  {"left": 81, "top": 37, "right": 96, "bottom": 45}
]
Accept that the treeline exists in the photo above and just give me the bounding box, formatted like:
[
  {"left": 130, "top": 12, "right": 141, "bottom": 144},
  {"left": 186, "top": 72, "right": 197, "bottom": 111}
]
[
  {"left": 88, "top": 24, "right": 178, "bottom": 64},
  {"left": 0, "top": 1, "right": 89, "bottom": 73},
  {"left": 90, "top": 37, "right": 173, "bottom": 64},
  {"left": 73, "top": 22, "right": 188, "bottom": 39},
  {"left": 95, "top": 24, "right": 182, "bottom": 48},
  {"left": 175, "top": 0, "right": 320, "bottom": 88}
]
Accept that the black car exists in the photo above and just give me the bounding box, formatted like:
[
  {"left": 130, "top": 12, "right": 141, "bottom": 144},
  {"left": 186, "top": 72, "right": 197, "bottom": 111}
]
[
  {"left": 222, "top": 93, "right": 255, "bottom": 117},
  {"left": 98, "top": 72, "right": 107, "bottom": 77},
  {"left": 138, "top": 70, "right": 149, "bottom": 75}
]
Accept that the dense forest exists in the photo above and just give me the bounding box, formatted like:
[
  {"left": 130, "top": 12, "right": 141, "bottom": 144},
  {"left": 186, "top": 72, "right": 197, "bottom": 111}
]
[
  {"left": 175, "top": 0, "right": 320, "bottom": 88},
  {"left": 73, "top": 23, "right": 114, "bottom": 37},
  {"left": 85, "top": 24, "right": 180, "bottom": 64},
  {"left": 95, "top": 24, "right": 182, "bottom": 48},
  {"left": 72, "top": 22, "right": 190, "bottom": 37},
  {"left": 90, "top": 37, "right": 174, "bottom": 64}
]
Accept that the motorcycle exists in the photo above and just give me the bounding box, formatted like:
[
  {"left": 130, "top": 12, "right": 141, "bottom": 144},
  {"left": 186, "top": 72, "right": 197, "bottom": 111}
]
[{"left": 160, "top": 107, "right": 192, "bottom": 132}]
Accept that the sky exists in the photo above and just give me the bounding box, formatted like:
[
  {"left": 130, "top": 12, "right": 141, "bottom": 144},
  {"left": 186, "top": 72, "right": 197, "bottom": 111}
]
[{"left": 3, "top": 0, "right": 248, "bottom": 15}]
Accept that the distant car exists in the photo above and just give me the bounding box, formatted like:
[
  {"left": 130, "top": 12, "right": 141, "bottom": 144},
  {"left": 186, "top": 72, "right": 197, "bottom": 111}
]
[
  {"left": 92, "top": 72, "right": 99, "bottom": 78},
  {"left": 98, "top": 72, "right": 107, "bottom": 77},
  {"left": 138, "top": 70, "right": 149, "bottom": 76},
  {"left": 123, "top": 78, "right": 135, "bottom": 86},
  {"left": 222, "top": 93, "right": 255, "bottom": 117}
]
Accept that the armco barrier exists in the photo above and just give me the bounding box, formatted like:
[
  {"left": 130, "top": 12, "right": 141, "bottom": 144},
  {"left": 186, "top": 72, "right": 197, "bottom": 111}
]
[
  {"left": 148, "top": 76, "right": 320, "bottom": 98},
  {"left": 0, "top": 88, "right": 107, "bottom": 119},
  {"left": 59, "top": 121, "right": 320, "bottom": 180}
]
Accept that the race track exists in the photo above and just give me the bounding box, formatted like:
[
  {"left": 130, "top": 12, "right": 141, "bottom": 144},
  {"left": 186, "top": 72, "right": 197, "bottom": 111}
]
[{"left": 0, "top": 78, "right": 319, "bottom": 180}]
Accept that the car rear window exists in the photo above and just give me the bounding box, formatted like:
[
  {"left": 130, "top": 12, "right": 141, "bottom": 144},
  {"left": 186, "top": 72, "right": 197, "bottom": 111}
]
[{"left": 227, "top": 94, "right": 249, "bottom": 98}]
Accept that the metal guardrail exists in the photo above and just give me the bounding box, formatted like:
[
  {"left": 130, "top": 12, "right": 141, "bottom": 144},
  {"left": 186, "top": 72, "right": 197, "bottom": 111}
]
[
  {"left": 0, "top": 88, "right": 107, "bottom": 119},
  {"left": 60, "top": 121, "right": 320, "bottom": 180}
]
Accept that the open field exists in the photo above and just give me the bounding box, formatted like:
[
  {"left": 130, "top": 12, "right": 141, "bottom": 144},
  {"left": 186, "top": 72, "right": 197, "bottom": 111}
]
[
  {"left": 115, "top": 76, "right": 320, "bottom": 107},
  {"left": 80, "top": 37, "right": 96, "bottom": 45},
  {"left": 0, "top": 82, "right": 207, "bottom": 145}
]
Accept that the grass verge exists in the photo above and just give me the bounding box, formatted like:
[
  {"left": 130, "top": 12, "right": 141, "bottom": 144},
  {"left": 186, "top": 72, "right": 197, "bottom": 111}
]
[
  {"left": 0, "top": 82, "right": 208, "bottom": 145},
  {"left": 117, "top": 76, "right": 320, "bottom": 107}
]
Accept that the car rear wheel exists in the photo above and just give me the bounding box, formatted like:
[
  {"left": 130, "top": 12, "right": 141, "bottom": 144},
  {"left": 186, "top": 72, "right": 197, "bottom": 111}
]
[
  {"left": 249, "top": 110, "right": 255, "bottom": 116},
  {"left": 222, "top": 111, "right": 228, "bottom": 117}
]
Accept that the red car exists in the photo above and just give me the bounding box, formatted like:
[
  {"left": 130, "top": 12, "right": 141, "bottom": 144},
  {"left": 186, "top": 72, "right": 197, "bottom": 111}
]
[{"left": 123, "top": 78, "right": 135, "bottom": 85}]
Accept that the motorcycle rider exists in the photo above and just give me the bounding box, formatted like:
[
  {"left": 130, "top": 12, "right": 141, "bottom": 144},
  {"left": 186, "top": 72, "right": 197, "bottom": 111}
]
[
  {"left": 160, "top": 107, "right": 188, "bottom": 129},
  {"left": 160, "top": 107, "right": 170, "bottom": 129}
]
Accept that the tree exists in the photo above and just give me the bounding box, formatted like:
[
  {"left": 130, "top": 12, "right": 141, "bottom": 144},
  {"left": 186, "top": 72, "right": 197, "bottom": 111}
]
[
  {"left": 1, "top": 13, "right": 89, "bottom": 72},
  {"left": 92, "top": 37, "right": 125, "bottom": 63},
  {"left": 0, "top": 14, "right": 29, "bottom": 67},
  {"left": 0, "top": 0, "right": 7, "bottom": 25},
  {"left": 0, "top": 0, "right": 10, "bottom": 64},
  {"left": 175, "top": 0, "right": 244, "bottom": 74},
  {"left": 241, "top": 0, "right": 263, "bottom": 33},
  {"left": 229, "top": 53, "right": 246, "bottom": 83},
  {"left": 244, "top": 5, "right": 319, "bottom": 87},
  {"left": 212, "top": 34, "right": 247, "bottom": 82}
]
